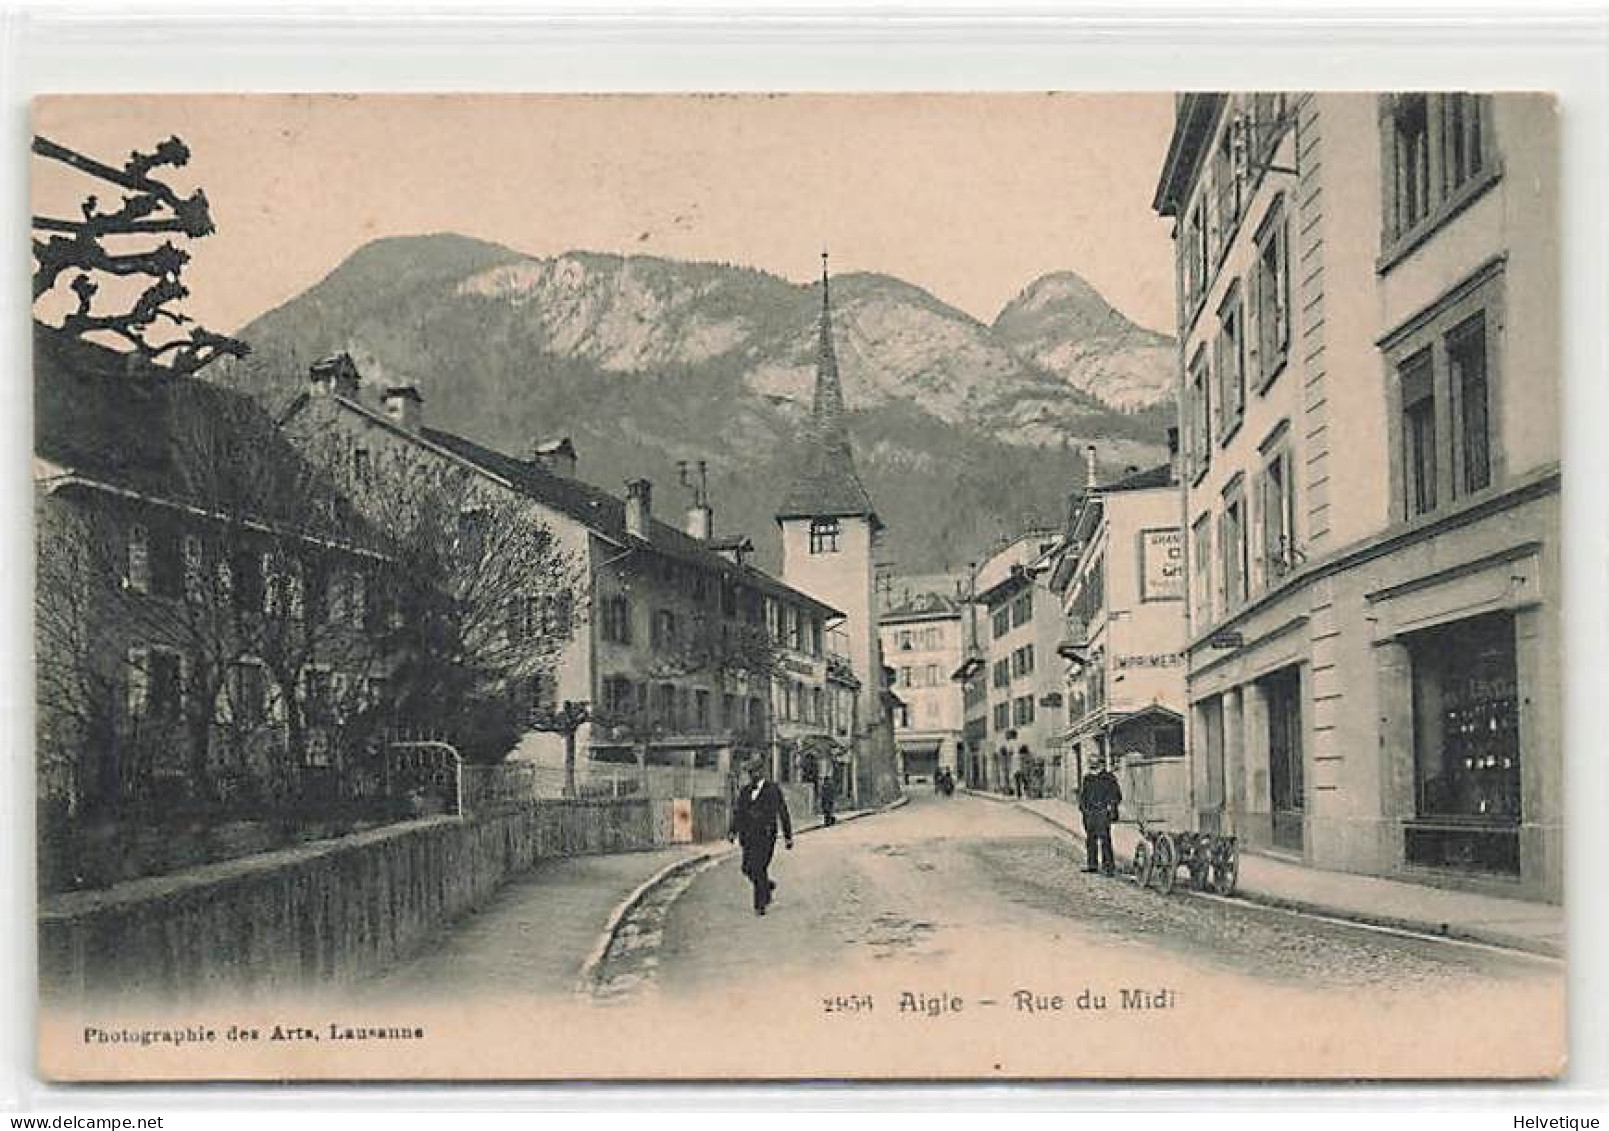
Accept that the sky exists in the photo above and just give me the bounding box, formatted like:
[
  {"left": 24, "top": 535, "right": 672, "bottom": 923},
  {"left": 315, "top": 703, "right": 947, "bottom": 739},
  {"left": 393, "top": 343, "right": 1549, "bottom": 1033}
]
[{"left": 31, "top": 93, "right": 1179, "bottom": 336}]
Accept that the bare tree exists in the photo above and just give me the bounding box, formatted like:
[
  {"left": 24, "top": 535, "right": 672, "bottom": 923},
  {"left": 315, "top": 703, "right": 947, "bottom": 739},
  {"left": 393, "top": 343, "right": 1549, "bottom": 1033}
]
[{"left": 32, "top": 134, "right": 248, "bottom": 379}]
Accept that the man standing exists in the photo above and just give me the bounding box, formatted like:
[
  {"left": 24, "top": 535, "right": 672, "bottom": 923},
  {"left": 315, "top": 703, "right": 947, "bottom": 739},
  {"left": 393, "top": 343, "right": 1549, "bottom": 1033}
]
[
  {"left": 1079, "top": 756, "right": 1123, "bottom": 876},
  {"left": 730, "top": 757, "right": 794, "bottom": 915}
]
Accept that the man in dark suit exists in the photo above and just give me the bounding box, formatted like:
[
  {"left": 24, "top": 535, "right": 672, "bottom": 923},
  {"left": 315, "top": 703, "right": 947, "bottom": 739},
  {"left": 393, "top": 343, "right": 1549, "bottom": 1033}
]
[
  {"left": 730, "top": 757, "right": 794, "bottom": 915},
  {"left": 1079, "top": 756, "right": 1123, "bottom": 876}
]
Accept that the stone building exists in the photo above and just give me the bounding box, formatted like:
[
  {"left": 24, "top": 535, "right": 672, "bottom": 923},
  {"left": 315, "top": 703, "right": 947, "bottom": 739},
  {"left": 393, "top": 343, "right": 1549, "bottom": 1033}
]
[
  {"left": 34, "top": 329, "right": 390, "bottom": 824},
  {"left": 1152, "top": 93, "right": 1560, "bottom": 900},
  {"left": 775, "top": 258, "right": 901, "bottom": 805},
  {"left": 281, "top": 356, "right": 843, "bottom": 798},
  {"left": 879, "top": 591, "right": 966, "bottom": 783},
  {"left": 1048, "top": 457, "right": 1189, "bottom": 824},
  {"left": 969, "top": 530, "right": 1066, "bottom": 796}
]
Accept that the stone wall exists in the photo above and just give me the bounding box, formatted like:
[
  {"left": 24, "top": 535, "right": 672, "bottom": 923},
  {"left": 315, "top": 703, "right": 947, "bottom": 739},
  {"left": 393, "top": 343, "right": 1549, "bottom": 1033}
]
[{"left": 39, "top": 797, "right": 721, "bottom": 1004}]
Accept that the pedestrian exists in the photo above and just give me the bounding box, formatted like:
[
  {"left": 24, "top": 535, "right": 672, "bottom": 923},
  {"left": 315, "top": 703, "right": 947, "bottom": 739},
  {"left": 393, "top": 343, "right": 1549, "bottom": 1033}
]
[
  {"left": 729, "top": 756, "right": 794, "bottom": 915},
  {"left": 1078, "top": 756, "right": 1123, "bottom": 876},
  {"left": 819, "top": 766, "right": 837, "bottom": 827}
]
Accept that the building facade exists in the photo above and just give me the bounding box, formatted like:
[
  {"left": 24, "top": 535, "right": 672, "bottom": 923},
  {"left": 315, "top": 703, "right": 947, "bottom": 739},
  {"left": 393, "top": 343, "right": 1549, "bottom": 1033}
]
[
  {"left": 879, "top": 592, "right": 965, "bottom": 783},
  {"left": 1153, "top": 93, "right": 1560, "bottom": 900},
  {"left": 283, "top": 358, "right": 844, "bottom": 799},
  {"left": 1048, "top": 462, "right": 1189, "bottom": 824},
  {"left": 971, "top": 531, "right": 1067, "bottom": 796}
]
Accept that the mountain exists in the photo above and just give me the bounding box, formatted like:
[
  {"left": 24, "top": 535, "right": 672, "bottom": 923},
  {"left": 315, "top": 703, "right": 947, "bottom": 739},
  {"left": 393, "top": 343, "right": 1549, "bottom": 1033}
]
[
  {"left": 993, "top": 271, "right": 1177, "bottom": 411},
  {"left": 224, "top": 234, "right": 1174, "bottom": 573}
]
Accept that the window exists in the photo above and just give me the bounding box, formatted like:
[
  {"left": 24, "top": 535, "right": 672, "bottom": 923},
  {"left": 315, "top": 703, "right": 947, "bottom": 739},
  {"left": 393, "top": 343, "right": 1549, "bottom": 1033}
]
[
  {"left": 127, "top": 646, "right": 182, "bottom": 722},
  {"left": 230, "top": 547, "right": 264, "bottom": 614},
  {"left": 303, "top": 668, "right": 334, "bottom": 727},
  {"left": 149, "top": 526, "right": 182, "bottom": 599},
  {"left": 992, "top": 659, "right": 1010, "bottom": 689},
  {"left": 1187, "top": 346, "right": 1212, "bottom": 480},
  {"left": 602, "top": 595, "right": 632, "bottom": 644},
  {"left": 352, "top": 446, "right": 372, "bottom": 486},
  {"left": 1013, "top": 695, "right": 1036, "bottom": 726},
  {"left": 1406, "top": 612, "right": 1521, "bottom": 874},
  {"left": 655, "top": 683, "right": 676, "bottom": 727},
  {"left": 181, "top": 534, "right": 205, "bottom": 604},
  {"left": 898, "top": 666, "right": 912, "bottom": 689},
  {"left": 1449, "top": 314, "right": 1491, "bottom": 495},
  {"left": 721, "top": 692, "right": 736, "bottom": 728},
  {"left": 993, "top": 701, "right": 1011, "bottom": 732},
  {"left": 1011, "top": 645, "right": 1036, "bottom": 679},
  {"left": 1215, "top": 283, "right": 1246, "bottom": 442},
  {"left": 811, "top": 618, "right": 823, "bottom": 657},
  {"left": 1219, "top": 480, "right": 1248, "bottom": 612},
  {"left": 809, "top": 518, "right": 841, "bottom": 554},
  {"left": 346, "top": 571, "right": 368, "bottom": 628},
  {"left": 1191, "top": 515, "right": 1213, "bottom": 626},
  {"left": 992, "top": 606, "right": 1010, "bottom": 639},
  {"left": 1183, "top": 199, "right": 1208, "bottom": 312},
  {"left": 226, "top": 661, "right": 268, "bottom": 727},
  {"left": 1012, "top": 591, "right": 1033, "bottom": 628},
  {"left": 1258, "top": 439, "right": 1298, "bottom": 587},
  {"left": 126, "top": 524, "right": 151, "bottom": 594},
  {"left": 1383, "top": 94, "right": 1494, "bottom": 253},
  {"left": 1400, "top": 349, "right": 1439, "bottom": 517},
  {"left": 925, "top": 663, "right": 941, "bottom": 687},
  {"left": 897, "top": 630, "right": 914, "bottom": 651},
  {"left": 652, "top": 609, "right": 678, "bottom": 651},
  {"left": 1253, "top": 196, "right": 1291, "bottom": 387}
]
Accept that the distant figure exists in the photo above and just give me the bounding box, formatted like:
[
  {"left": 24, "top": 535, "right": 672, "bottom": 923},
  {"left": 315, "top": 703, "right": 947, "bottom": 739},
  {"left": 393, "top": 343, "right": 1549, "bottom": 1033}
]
[
  {"left": 819, "top": 767, "right": 837, "bottom": 827},
  {"left": 1079, "top": 757, "right": 1124, "bottom": 876},
  {"left": 730, "top": 757, "right": 794, "bottom": 915}
]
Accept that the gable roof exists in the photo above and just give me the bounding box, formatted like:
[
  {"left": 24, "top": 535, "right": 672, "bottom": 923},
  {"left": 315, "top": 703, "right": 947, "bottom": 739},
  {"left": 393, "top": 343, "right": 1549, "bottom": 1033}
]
[
  {"left": 34, "top": 325, "right": 374, "bottom": 549},
  {"left": 279, "top": 385, "right": 843, "bottom": 621},
  {"left": 880, "top": 591, "right": 963, "bottom": 625}
]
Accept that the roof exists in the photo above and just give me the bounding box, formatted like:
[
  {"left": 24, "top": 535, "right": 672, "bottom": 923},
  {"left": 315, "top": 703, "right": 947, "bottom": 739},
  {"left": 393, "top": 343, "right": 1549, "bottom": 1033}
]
[
  {"left": 33, "top": 325, "right": 373, "bottom": 548},
  {"left": 281, "top": 385, "right": 843, "bottom": 621},
  {"left": 1153, "top": 94, "right": 1225, "bottom": 218},
  {"left": 775, "top": 267, "right": 883, "bottom": 531},
  {"left": 533, "top": 437, "right": 575, "bottom": 457},
  {"left": 707, "top": 533, "right": 754, "bottom": 552},
  {"left": 1102, "top": 462, "right": 1175, "bottom": 493},
  {"left": 880, "top": 591, "right": 963, "bottom": 625}
]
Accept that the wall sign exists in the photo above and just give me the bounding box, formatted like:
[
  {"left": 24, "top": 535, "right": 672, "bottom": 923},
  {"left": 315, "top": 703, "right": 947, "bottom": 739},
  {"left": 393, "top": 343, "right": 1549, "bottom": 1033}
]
[{"left": 1139, "top": 526, "right": 1185, "bottom": 602}]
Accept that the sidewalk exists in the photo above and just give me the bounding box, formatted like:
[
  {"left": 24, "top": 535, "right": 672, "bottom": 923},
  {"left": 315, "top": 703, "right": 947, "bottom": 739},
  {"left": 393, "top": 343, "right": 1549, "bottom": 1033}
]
[{"left": 992, "top": 792, "right": 1565, "bottom": 958}]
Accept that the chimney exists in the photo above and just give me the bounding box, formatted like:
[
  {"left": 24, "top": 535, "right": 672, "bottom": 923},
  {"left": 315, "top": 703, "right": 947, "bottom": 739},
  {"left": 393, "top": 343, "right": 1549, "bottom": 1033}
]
[
  {"left": 309, "top": 353, "right": 361, "bottom": 399},
  {"left": 383, "top": 385, "right": 424, "bottom": 432},
  {"left": 532, "top": 437, "right": 577, "bottom": 479},
  {"left": 624, "top": 478, "right": 653, "bottom": 540},
  {"left": 686, "top": 503, "right": 713, "bottom": 541},
  {"left": 1085, "top": 444, "right": 1099, "bottom": 490},
  {"left": 1166, "top": 426, "right": 1181, "bottom": 483}
]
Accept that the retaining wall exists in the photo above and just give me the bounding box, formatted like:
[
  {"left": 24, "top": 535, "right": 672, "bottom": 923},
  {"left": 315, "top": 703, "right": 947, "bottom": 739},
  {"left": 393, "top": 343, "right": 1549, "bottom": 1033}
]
[{"left": 39, "top": 797, "right": 722, "bottom": 1004}]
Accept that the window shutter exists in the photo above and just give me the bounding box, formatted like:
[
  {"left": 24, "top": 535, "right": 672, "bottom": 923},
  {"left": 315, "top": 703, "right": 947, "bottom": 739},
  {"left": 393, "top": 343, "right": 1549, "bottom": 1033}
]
[
  {"left": 1275, "top": 221, "right": 1291, "bottom": 352},
  {"left": 217, "top": 665, "right": 236, "bottom": 725},
  {"left": 126, "top": 646, "right": 149, "bottom": 717},
  {"left": 182, "top": 535, "right": 204, "bottom": 603},
  {"left": 127, "top": 525, "right": 151, "bottom": 593}
]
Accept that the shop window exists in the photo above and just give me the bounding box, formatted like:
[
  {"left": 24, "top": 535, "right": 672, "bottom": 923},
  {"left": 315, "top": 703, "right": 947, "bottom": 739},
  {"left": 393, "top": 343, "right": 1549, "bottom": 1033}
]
[{"left": 1406, "top": 611, "right": 1521, "bottom": 875}]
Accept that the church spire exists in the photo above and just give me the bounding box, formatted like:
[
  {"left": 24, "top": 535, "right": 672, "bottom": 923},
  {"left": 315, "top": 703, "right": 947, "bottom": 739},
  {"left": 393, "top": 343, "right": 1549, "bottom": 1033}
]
[{"left": 776, "top": 251, "right": 883, "bottom": 532}]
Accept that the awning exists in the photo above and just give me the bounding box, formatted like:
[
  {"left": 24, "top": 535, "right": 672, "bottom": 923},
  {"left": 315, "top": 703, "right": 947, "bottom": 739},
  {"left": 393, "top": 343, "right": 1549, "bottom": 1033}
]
[{"left": 897, "top": 740, "right": 941, "bottom": 758}]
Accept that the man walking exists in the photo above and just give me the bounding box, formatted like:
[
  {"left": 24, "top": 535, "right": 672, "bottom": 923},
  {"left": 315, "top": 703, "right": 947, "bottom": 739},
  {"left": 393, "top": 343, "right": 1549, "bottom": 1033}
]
[
  {"left": 730, "top": 756, "right": 794, "bottom": 915},
  {"left": 1079, "top": 756, "right": 1123, "bottom": 876},
  {"left": 818, "top": 764, "right": 837, "bottom": 828}
]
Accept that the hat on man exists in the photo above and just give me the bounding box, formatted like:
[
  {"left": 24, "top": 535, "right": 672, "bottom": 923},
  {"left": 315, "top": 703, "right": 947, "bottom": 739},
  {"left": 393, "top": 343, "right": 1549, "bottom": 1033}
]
[{"left": 743, "top": 754, "right": 767, "bottom": 774}]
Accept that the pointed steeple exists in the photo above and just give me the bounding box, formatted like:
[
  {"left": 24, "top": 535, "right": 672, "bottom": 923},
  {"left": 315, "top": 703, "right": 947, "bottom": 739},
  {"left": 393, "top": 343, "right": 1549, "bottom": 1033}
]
[{"left": 776, "top": 252, "right": 883, "bottom": 532}]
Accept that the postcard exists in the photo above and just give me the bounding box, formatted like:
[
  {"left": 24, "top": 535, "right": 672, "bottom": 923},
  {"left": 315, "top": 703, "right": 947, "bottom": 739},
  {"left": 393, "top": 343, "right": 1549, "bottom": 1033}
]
[{"left": 31, "top": 92, "right": 1565, "bottom": 1081}]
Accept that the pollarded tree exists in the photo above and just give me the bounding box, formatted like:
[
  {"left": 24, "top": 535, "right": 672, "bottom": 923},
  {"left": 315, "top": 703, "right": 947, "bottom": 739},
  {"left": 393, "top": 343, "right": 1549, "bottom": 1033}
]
[{"left": 32, "top": 134, "right": 248, "bottom": 379}]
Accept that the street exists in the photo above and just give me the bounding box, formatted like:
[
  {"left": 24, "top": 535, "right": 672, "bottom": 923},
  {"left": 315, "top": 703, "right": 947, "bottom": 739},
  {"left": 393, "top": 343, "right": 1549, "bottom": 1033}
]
[{"left": 580, "top": 791, "right": 1564, "bottom": 1077}]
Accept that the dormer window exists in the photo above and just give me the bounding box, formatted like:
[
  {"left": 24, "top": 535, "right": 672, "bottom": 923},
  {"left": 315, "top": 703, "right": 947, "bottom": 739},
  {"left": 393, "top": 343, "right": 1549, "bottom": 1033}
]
[{"left": 809, "top": 517, "right": 841, "bottom": 555}]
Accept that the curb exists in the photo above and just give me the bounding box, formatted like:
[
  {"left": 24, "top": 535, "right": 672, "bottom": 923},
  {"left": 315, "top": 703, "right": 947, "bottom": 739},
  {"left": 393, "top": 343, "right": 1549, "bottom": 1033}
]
[
  {"left": 998, "top": 795, "right": 1564, "bottom": 962},
  {"left": 574, "top": 793, "right": 912, "bottom": 996}
]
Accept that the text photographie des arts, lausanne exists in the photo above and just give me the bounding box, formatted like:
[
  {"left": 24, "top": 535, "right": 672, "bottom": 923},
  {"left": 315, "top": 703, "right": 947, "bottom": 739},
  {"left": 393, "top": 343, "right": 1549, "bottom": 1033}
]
[{"left": 29, "top": 92, "right": 1564, "bottom": 1081}]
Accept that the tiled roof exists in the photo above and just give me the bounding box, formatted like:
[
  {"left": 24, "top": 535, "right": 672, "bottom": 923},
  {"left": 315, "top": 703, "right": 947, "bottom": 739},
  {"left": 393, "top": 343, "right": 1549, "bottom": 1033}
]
[
  {"left": 33, "top": 326, "right": 368, "bottom": 544},
  {"left": 1101, "top": 462, "right": 1175, "bottom": 493},
  {"left": 880, "top": 591, "right": 962, "bottom": 624}
]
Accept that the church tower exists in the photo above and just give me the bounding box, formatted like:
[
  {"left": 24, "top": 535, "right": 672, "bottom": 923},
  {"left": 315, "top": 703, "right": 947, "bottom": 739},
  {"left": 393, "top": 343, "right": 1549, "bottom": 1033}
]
[{"left": 776, "top": 254, "right": 894, "bottom": 801}]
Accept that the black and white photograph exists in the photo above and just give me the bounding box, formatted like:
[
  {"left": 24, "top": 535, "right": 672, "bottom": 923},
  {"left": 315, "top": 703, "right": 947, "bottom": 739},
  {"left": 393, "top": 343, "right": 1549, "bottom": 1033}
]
[{"left": 28, "top": 91, "right": 1565, "bottom": 1080}]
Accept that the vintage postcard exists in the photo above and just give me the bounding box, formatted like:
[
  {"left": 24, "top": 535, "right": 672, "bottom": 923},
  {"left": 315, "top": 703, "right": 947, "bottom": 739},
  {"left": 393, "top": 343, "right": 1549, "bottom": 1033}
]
[{"left": 30, "top": 92, "right": 1565, "bottom": 1081}]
